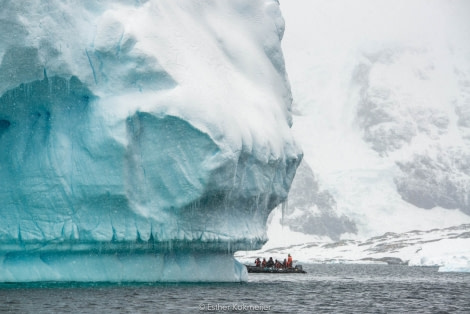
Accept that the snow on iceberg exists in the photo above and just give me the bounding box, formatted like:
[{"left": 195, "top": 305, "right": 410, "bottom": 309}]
[
  {"left": 408, "top": 239, "right": 470, "bottom": 273},
  {"left": 0, "top": 0, "right": 301, "bottom": 282}
]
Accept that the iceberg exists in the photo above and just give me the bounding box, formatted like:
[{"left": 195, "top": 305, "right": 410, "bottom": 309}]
[
  {"left": 408, "top": 238, "right": 470, "bottom": 273},
  {"left": 0, "top": 0, "right": 301, "bottom": 282}
]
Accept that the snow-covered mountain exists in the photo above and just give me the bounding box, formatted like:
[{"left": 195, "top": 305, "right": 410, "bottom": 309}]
[
  {"left": 240, "top": 0, "right": 470, "bottom": 271},
  {"left": 279, "top": 0, "right": 470, "bottom": 237}
]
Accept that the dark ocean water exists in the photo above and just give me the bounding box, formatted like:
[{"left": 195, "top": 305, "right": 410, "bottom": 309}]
[{"left": 0, "top": 264, "right": 469, "bottom": 313}]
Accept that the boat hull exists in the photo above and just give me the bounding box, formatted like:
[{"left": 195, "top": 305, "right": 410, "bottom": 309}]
[{"left": 245, "top": 265, "right": 306, "bottom": 273}]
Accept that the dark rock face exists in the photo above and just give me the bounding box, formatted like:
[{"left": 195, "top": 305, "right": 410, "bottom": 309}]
[
  {"left": 353, "top": 49, "right": 451, "bottom": 157},
  {"left": 395, "top": 150, "right": 470, "bottom": 215},
  {"left": 284, "top": 160, "right": 357, "bottom": 241}
]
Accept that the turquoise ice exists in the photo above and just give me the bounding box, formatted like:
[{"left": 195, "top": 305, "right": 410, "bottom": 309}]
[{"left": 0, "top": 0, "right": 301, "bottom": 281}]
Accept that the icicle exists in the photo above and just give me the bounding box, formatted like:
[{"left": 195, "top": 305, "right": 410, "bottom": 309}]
[
  {"left": 65, "top": 77, "right": 70, "bottom": 95},
  {"left": 281, "top": 197, "right": 288, "bottom": 228}
]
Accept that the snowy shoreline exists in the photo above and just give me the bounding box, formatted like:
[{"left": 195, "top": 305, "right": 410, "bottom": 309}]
[{"left": 236, "top": 224, "right": 470, "bottom": 273}]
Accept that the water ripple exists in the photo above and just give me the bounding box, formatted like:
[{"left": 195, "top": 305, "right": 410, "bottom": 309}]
[{"left": 0, "top": 264, "right": 469, "bottom": 313}]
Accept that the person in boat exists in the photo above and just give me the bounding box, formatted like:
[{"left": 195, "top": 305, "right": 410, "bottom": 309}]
[
  {"left": 266, "top": 257, "right": 275, "bottom": 268},
  {"left": 283, "top": 258, "right": 287, "bottom": 268},
  {"left": 262, "top": 258, "right": 267, "bottom": 267},
  {"left": 254, "top": 258, "right": 261, "bottom": 267},
  {"left": 274, "top": 259, "right": 281, "bottom": 269},
  {"left": 287, "top": 253, "right": 293, "bottom": 268}
]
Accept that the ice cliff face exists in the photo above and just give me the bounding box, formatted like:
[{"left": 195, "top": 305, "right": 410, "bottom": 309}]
[{"left": 0, "top": 0, "right": 301, "bottom": 281}]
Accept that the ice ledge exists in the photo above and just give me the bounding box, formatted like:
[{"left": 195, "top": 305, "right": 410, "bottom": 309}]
[
  {"left": 0, "top": 251, "right": 247, "bottom": 282},
  {"left": 0, "top": 239, "right": 258, "bottom": 282},
  {"left": 0, "top": 238, "right": 266, "bottom": 254}
]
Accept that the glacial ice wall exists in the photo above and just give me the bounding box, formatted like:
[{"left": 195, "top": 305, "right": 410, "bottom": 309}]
[{"left": 0, "top": 0, "right": 301, "bottom": 281}]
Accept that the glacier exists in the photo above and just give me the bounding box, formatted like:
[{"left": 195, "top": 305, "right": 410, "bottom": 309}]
[{"left": 0, "top": 0, "right": 302, "bottom": 282}]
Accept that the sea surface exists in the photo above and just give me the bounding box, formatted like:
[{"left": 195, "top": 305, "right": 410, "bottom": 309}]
[{"left": 0, "top": 264, "right": 469, "bottom": 313}]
